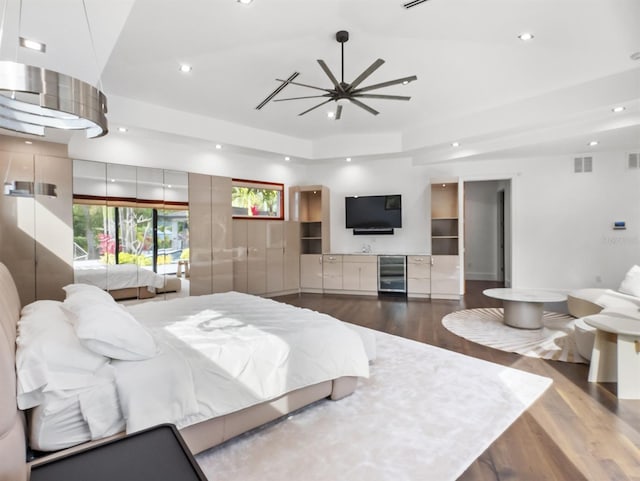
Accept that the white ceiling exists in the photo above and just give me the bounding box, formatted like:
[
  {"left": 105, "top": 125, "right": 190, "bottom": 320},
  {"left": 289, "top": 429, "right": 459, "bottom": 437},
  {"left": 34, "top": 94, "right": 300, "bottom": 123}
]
[{"left": 2, "top": 0, "right": 640, "bottom": 162}]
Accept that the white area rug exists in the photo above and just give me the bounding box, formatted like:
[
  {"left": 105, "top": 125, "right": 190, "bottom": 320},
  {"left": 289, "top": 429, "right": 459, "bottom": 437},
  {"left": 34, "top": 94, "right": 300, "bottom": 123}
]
[
  {"left": 195, "top": 329, "right": 552, "bottom": 481},
  {"left": 442, "top": 308, "right": 587, "bottom": 364}
]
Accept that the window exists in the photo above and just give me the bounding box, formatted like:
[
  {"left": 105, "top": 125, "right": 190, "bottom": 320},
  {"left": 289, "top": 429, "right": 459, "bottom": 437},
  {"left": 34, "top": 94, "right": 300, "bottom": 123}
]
[{"left": 232, "top": 179, "right": 284, "bottom": 219}]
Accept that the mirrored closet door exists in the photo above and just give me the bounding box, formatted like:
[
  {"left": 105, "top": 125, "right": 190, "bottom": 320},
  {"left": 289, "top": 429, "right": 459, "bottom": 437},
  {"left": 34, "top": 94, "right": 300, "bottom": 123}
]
[{"left": 72, "top": 160, "right": 189, "bottom": 301}]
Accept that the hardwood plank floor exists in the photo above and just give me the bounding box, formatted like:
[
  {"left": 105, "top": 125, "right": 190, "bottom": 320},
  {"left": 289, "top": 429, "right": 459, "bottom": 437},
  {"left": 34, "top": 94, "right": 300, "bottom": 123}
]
[{"left": 274, "top": 281, "right": 640, "bottom": 481}]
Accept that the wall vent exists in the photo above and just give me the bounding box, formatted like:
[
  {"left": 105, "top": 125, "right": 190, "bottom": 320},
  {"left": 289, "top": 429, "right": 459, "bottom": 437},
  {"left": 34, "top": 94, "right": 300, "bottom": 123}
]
[
  {"left": 628, "top": 152, "right": 639, "bottom": 170},
  {"left": 574, "top": 156, "right": 593, "bottom": 173}
]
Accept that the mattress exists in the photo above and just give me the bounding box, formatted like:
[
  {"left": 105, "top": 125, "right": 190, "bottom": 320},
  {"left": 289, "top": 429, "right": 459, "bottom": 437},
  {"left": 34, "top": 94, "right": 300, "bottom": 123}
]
[
  {"left": 73, "top": 264, "right": 165, "bottom": 291},
  {"left": 27, "top": 292, "right": 371, "bottom": 450}
]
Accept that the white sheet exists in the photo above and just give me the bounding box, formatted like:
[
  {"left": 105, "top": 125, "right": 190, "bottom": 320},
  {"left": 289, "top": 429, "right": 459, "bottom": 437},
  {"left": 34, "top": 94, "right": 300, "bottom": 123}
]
[
  {"left": 73, "top": 264, "right": 165, "bottom": 291},
  {"left": 115, "top": 292, "right": 371, "bottom": 434}
]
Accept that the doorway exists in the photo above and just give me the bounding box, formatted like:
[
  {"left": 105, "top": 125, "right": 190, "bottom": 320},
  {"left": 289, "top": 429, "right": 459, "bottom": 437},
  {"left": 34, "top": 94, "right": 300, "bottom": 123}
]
[{"left": 463, "top": 180, "right": 511, "bottom": 287}]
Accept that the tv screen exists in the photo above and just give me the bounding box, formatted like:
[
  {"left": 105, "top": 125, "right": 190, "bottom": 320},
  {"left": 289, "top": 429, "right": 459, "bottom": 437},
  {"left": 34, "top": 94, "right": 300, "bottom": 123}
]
[{"left": 345, "top": 195, "right": 402, "bottom": 229}]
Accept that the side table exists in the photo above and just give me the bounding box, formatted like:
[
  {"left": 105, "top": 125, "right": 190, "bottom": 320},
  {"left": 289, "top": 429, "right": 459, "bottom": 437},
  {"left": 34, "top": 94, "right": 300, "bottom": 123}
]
[{"left": 585, "top": 314, "right": 640, "bottom": 399}]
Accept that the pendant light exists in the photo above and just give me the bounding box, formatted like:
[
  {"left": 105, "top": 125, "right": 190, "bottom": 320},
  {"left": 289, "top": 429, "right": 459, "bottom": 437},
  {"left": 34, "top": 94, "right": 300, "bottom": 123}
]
[{"left": 0, "top": 0, "right": 108, "bottom": 138}]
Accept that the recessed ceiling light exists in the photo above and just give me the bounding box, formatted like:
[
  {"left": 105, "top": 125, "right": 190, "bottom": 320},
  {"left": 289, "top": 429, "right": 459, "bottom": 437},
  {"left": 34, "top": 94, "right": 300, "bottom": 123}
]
[
  {"left": 588, "top": 140, "right": 599, "bottom": 147},
  {"left": 19, "top": 37, "right": 46, "bottom": 53},
  {"left": 24, "top": 140, "right": 33, "bottom": 145},
  {"left": 215, "top": 144, "right": 222, "bottom": 149},
  {"left": 327, "top": 111, "right": 335, "bottom": 119},
  {"left": 402, "top": 80, "right": 409, "bottom": 85},
  {"left": 118, "top": 127, "right": 128, "bottom": 133},
  {"left": 110, "top": 179, "right": 115, "bottom": 183},
  {"left": 518, "top": 32, "right": 534, "bottom": 41},
  {"left": 612, "top": 106, "right": 625, "bottom": 113},
  {"left": 346, "top": 157, "right": 352, "bottom": 162},
  {"left": 167, "top": 184, "right": 172, "bottom": 189},
  {"left": 179, "top": 64, "right": 192, "bottom": 73},
  {"left": 451, "top": 142, "right": 460, "bottom": 147},
  {"left": 237, "top": 0, "right": 253, "bottom": 4},
  {"left": 284, "top": 156, "right": 290, "bottom": 161}
]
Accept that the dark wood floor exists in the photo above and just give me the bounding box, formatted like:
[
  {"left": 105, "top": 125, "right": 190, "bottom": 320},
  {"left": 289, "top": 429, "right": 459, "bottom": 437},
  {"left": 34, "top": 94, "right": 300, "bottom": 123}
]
[{"left": 274, "top": 281, "right": 640, "bottom": 481}]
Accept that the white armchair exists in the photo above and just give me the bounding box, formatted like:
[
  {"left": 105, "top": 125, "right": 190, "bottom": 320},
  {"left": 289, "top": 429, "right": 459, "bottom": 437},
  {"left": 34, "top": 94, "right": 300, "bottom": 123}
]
[{"left": 569, "top": 265, "right": 640, "bottom": 360}]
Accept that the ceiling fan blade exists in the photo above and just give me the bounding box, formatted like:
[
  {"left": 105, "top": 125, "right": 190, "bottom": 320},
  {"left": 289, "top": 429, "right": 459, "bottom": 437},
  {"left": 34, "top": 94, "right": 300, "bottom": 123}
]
[
  {"left": 273, "top": 94, "right": 332, "bottom": 102},
  {"left": 276, "top": 79, "right": 332, "bottom": 93},
  {"left": 298, "top": 98, "right": 335, "bottom": 116},
  {"left": 348, "top": 98, "right": 379, "bottom": 116},
  {"left": 352, "top": 75, "right": 418, "bottom": 94},
  {"left": 352, "top": 93, "right": 411, "bottom": 101},
  {"left": 317, "top": 60, "right": 343, "bottom": 92},
  {"left": 347, "top": 58, "right": 385, "bottom": 91},
  {"left": 335, "top": 104, "right": 343, "bottom": 120}
]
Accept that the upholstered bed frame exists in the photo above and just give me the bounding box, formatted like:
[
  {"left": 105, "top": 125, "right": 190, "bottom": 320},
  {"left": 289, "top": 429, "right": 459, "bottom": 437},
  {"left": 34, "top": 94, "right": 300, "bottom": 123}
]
[{"left": 0, "top": 263, "right": 357, "bottom": 480}]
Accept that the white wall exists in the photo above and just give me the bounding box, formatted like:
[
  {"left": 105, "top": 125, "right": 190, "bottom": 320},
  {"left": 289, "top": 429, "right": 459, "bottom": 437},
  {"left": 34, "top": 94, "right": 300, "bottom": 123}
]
[
  {"left": 304, "top": 158, "right": 430, "bottom": 255},
  {"left": 70, "top": 133, "right": 640, "bottom": 291}
]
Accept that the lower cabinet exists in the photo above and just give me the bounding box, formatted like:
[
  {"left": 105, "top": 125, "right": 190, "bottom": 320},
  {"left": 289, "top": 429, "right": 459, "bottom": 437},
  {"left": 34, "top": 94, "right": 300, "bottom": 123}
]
[
  {"left": 342, "top": 255, "right": 378, "bottom": 294},
  {"left": 300, "top": 254, "right": 323, "bottom": 292},
  {"left": 407, "top": 255, "right": 431, "bottom": 298},
  {"left": 322, "top": 255, "right": 343, "bottom": 290},
  {"left": 431, "top": 255, "right": 461, "bottom": 299}
]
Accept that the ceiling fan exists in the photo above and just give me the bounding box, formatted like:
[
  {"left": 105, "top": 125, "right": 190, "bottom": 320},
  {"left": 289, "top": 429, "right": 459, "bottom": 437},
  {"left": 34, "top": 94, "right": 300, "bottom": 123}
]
[{"left": 272, "top": 30, "right": 417, "bottom": 120}]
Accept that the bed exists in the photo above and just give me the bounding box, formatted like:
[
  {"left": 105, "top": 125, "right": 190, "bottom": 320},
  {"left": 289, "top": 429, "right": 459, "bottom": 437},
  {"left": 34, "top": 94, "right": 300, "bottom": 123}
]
[
  {"left": 73, "top": 264, "right": 181, "bottom": 300},
  {"left": 0, "top": 262, "right": 372, "bottom": 481}
]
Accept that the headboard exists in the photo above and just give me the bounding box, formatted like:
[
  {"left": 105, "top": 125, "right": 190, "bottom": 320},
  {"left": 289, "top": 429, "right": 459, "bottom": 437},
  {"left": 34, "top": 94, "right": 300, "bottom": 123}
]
[{"left": 0, "top": 262, "right": 28, "bottom": 481}]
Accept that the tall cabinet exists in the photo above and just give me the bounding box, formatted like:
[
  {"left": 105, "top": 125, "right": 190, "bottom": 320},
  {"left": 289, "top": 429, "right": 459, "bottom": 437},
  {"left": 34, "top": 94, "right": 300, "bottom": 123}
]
[
  {"left": 289, "top": 185, "right": 330, "bottom": 293},
  {"left": 430, "top": 180, "right": 463, "bottom": 299},
  {"left": 188, "top": 173, "right": 233, "bottom": 295},
  {"left": 0, "top": 136, "right": 73, "bottom": 305},
  {"left": 232, "top": 219, "right": 300, "bottom": 296}
]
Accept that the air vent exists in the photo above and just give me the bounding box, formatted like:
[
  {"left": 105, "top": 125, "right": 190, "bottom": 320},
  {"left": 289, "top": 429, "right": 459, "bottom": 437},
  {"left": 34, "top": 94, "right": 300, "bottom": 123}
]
[
  {"left": 404, "top": 0, "right": 429, "bottom": 8},
  {"left": 628, "top": 152, "right": 639, "bottom": 170},
  {"left": 574, "top": 156, "right": 593, "bottom": 173},
  {"left": 255, "top": 72, "right": 299, "bottom": 110}
]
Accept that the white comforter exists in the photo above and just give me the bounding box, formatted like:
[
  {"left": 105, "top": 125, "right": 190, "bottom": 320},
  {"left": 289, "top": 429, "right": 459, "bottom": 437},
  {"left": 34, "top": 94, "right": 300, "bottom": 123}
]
[
  {"left": 74, "top": 264, "right": 165, "bottom": 291},
  {"left": 113, "top": 292, "right": 370, "bottom": 433}
]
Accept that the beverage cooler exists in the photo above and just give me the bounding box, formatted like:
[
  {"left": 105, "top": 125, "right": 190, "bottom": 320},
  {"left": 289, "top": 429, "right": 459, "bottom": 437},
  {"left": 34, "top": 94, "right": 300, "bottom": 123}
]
[{"left": 378, "top": 255, "right": 407, "bottom": 293}]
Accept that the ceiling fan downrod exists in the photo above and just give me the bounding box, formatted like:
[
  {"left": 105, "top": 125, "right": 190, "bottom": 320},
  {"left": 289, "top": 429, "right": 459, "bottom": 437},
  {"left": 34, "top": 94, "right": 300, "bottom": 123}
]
[{"left": 336, "top": 30, "right": 349, "bottom": 87}]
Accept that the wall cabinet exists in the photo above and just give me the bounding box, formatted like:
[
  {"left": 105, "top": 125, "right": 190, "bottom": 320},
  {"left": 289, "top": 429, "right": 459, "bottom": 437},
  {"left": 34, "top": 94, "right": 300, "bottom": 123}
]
[
  {"left": 342, "top": 255, "right": 378, "bottom": 293},
  {"left": 407, "top": 255, "right": 431, "bottom": 298},
  {"left": 188, "top": 173, "right": 233, "bottom": 295},
  {"left": 430, "top": 181, "right": 463, "bottom": 299}
]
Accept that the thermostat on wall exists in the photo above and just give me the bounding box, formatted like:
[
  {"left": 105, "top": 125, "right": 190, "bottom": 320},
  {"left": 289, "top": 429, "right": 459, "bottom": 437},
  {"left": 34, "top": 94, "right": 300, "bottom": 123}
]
[{"left": 613, "top": 221, "right": 626, "bottom": 230}]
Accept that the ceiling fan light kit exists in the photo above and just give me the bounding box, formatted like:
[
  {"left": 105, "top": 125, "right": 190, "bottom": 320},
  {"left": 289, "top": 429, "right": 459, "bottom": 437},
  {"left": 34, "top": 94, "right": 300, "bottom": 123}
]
[{"left": 270, "top": 30, "right": 417, "bottom": 120}]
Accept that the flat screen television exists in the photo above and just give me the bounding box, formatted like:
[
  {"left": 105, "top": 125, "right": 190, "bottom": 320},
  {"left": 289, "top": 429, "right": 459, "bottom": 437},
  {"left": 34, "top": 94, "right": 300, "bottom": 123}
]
[{"left": 345, "top": 195, "right": 402, "bottom": 232}]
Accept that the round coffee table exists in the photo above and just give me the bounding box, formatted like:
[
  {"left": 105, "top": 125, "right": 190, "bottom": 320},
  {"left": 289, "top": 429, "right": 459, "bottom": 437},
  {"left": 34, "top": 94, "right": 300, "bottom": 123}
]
[{"left": 483, "top": 288, "right": 567, "bottom": 329}]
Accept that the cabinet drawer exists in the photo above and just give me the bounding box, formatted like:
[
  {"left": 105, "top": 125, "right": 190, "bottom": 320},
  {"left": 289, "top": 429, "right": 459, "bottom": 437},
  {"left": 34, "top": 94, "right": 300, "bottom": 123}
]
[
  {"left": 323, "top": 255, "right": 343, "bottom": 264},
  {"left": 407, "top": 255, "right": 430, "bottom": 265}
]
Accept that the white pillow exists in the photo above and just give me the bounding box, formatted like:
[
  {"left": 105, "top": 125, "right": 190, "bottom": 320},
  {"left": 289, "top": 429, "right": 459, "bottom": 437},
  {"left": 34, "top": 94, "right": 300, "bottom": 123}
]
[
  {"left": 16, "top": 300, "right": 109, "bottom": 410},
  {"left": 618, "top": 265, "right": 640, "bottom": 297},
  {"left": 64, "top": 301, "right": 158, "bottom": 361},
  {"left": 63, "top": 283, "right": 115, "bottom": 307}
]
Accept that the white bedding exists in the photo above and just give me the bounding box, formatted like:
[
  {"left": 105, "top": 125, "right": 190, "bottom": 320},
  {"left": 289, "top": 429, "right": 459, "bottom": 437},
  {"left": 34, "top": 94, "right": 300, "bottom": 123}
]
[
  {"left": 73, "top": 264, "right": 165, "bottom": 291},
  {"left": 27, "top": 292, "right": 371, "bottom": 449},
  {"left": 118, "top": 292, "right": 371, "bottom": 432}
]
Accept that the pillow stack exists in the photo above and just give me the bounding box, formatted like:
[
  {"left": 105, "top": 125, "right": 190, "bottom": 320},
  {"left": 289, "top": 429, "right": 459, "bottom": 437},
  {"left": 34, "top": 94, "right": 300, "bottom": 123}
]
[{"left": 16, "top": 283, "right": 158, "bottom": 410}]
